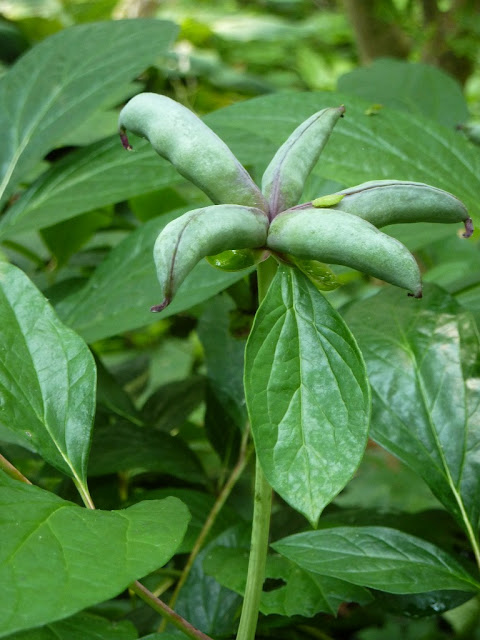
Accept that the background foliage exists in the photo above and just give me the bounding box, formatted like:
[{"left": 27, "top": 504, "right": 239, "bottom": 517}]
[{"left": 1, "top": 1, "right": 480, "bottom": 639}]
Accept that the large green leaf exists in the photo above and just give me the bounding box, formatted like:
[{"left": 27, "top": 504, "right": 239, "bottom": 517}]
[
  {"left": 337, "top": 59, "right": 468, "bottom": 129},
  {"left": 210, "top": 92, "right": 480, "bottom": 223},
  {"left": 244, "top": 266, "right": 370, "bottom": 525},
  {"left": 344, "top": 286, "right": 480, "bottom": 560},
  {"left": 0, "top": 262, "right": 95, "bottom": 491},
  {"left": 0, "top": 19, "right": 178, "bottom": 208},
  {"left": 0, "top": 138, "right": 179, "bottom": 239},
  {"left": 0, "top": 470, "right": 189, "bottom": 637},
  {"left": 55, "top": 212, "right": 253, "bottom": 343},
  {"left": 5, "top": 612, "right": 137, "bottom": 640},
  {"left": 273, "top": 526, "right": 480, "bottom": 594}
]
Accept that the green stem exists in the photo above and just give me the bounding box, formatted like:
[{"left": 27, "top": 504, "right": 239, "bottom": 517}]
[
  {"left": 73, "top": 478, "right": 95, "bottom": 510},
  {"left": 159, "top": 426, "right": 252, "bottom": 632},
  {"left": 236, "top": 258, "right": 277, "bottom": 640}
]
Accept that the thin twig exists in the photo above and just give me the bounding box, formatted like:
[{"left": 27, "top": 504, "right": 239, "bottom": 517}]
[{"left": 0, "top": 453, "right": 32, "bottom": 484}]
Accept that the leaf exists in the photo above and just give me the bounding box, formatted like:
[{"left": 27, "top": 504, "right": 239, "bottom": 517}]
[
  {"left": 140, "top": 376, "right": 205, "bottom": 432},
  {"left": 273, "top": 526, "right": 480, "bottom": 594},
  {"left": 210, "top": 92, "right": 480, "bottom": 224},
  {"left": 244, "top": 266, "right": 370, "bottom": 525},
  {"left": 0, "top": 138, "right": 179, "bottom": 239},
  {"left": 337, "top": 59, "right": 469, "bottom": 129},
  {"left": 0, "top": 19, "right": 178, "bottom": 208},
  {"left": 5, "top": 612, "right": 138, "bottom": 640},
  {"left": 197, "top": 295, "right": 247, "bottom": 464},
  {"left": 0, "top": 470, "right": 190, "bottom": 637},
  {"left": 55, "top": 212, "right": 252, "bottom": 343},
  {"left": 131, "top": 488, "right": 241, "bottom": 554},
  {"left": 343, "top": 286, "right": 480, "bottom": 559},
  {"left": 0, "top": 262, "right": 95, "bottom": 490},
  {"left": 88, "top": 421, "right": 205, "bottom": 484},
  {"left": 203, "top": 547, "right": 372, "bottom": 617}
]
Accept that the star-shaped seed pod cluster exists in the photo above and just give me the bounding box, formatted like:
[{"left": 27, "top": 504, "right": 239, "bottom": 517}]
[{"left": 119, "top": 93, "right": 472, "bottom": 311}]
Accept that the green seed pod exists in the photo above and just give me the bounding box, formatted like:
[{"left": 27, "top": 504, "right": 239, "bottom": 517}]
[
  {"left": 283, "top": 254, "right": 340, "bottom": 291},
  {"left": 119, "top": 93, "right": 268, "bottom": 211},
  {"left": 317, "top": 180, "right": 473, "bottom": 237},
  {"left": 267, "top": 207, "right": 422, "bottom": 298},
  {"left": 261, "top": 105, "right": 345, "bottom": 215},
  {"left": 205, "top": 248, "right": 266, "bottom": 271},
  {"left": 152, "top": 205, "right": 269, "bottom": 312}
]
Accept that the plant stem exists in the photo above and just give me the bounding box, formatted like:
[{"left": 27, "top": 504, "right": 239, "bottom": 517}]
[
  {"left": 131, "top": 580, "right": 215, "bottom": 640},
  {"left": 160, "top": 426, "right": 252, "bottom": 632},
  {"left": 235, "top": 257, "right": 276, "bottom": 640},
  {"left": 73, "top": 478, "right": 95, "bottom": 510},
  {"left": 0, "top": 453, "right": 32, "bottom": 484}
]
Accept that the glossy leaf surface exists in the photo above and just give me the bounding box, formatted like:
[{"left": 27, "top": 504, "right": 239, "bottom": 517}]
[
  {"left": 273, "top": 526, "right": 480, "bottom": 594},
  {"left": 344, "top": 286, "right": 480, "bottom": 556},
  {"left": 0, "top": 471, "right": 189, "bottom": 637},
  {"left": 0, "top": 20, "right": 178, "bottom": 209},
  {"left": 0, "top": 262, "right": 95, "bottom": 488},
  {"left": 245, "top": 266, "right": 370, "bottom": 524},
  {"left": 5, "top": 612, "right": 137, "bottom": 640}
]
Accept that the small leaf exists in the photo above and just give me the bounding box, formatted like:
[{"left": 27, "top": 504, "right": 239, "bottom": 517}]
[
  {"left": 273, "top": 526, "right": 480, "bottom": 594},
  {"left": 0, "top": 470, "right": 189, "bottom": 637},
  {"left": 245, "top": 266, "right": 370, "bottom": 525},
  {"left": 0, "top": 263, "right": 95, "bottom": 489}
]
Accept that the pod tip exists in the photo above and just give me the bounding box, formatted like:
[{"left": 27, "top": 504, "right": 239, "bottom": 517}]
[
  {"left": 408, "top": 288, "right": 423, "bottom": 300},
  {"left": 151, "top": 298, "right": 170, "bottom": 313},
  {"left": 463, "top": 217, "right": 474, "bottom": 238},
  {"left": 119, "top": 127, "right": 132, "bottom": 151}
]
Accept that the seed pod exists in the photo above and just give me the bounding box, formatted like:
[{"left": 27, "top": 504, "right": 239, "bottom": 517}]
[
  {"left": 313, "top": 180, "right": 473, "bottom": 238},
  {"left": 261, "top": 105, "right": 345, "bottom": 215},
  {"left": 152, "top": 205, "right": 269, "bottom": 312},
  {"left": 267, "top": 207, "right": 422, "bottom": 298},
  {"left": 119, "top": 93, "right": 268, "bottom": 211},
  {"left": 205, "top": 248, "right": 266, "bottom": 271}
]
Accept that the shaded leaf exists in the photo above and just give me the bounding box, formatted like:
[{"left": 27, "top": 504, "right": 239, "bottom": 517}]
[
  {"left": 273, "top": 526, "right": 480, "bottom": 594},
  {"left": 0, "top": 470, "right": 189, "bottom": 637},
  {"left": 55, "top": 212, "right": 252, "bottom": 342},
  {"left": 245, "top": 266, "right": 370, "bottom": 525},
  {"left": 0, "top": 19, "right": 178, "bottom": 208},
  {"left": 0, "top": 262, "right": 95, "bottom": 489},
  {"left": 344, "top": 286, "right": 480, "bottom": 555}
]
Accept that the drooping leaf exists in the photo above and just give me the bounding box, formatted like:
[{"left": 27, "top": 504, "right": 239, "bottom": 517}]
[
  {"left": 344, "top": 286, "right": 480, "bottom": 559},
  {"left": 4, "top": 611, "right": 138, "bottom": 640},
  {"left": 245, "top": 266, "right": 370, "bottom": 525},
  {"left": 0, "top": 470, "right": 189, "bottom": 637},
  {"left": 0, "top": 262, "right": 95, "bottom": 490},
  {"left": 55, "top": 211, "right": 252, "bottom": 342},
  {"left": 273, "top": 526, "right": 480, "bottom": 594},
  {"left": 337, "top": 59, "right": 468, "bottom": 129},
  {"left": 0, "top": 19, "right": 178, "bottom": 208}
]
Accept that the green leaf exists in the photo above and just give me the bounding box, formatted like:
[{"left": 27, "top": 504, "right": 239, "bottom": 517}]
[
  {"left": 0, "top": 470, "right": 189, "bottom": 637},
  {"left": 203, "top": 547, "right": 372, "bottom": 617},
  {"left": 273, "top": 526, "right": 480, "bottom": 594},
  {"left": 0, "top": 138, "right": 179, "bottom": 239},
  {"left": 210, "top": 92, "right": 480, "bottom": 224},
  {"left": 244, "top": 266, "right": 370, "bottom": 525},
  {"left": 4, "top": 611, "right": 138, "bottom": 640},
  {"left": 337, "top": 59, "right": 468, "bottom": 129},
  {"left": 88, "top": 421, "right": 206, "bottom": 485},
  {"left": 140, "top": 376, "right": 205, "bottom": 432},
  {"left": 0, "top": 262, "right": 95, "bottom": 490},
  {"left": 344, "top": 286, "right": 480, "bottom": 562},
  {"left": 55, "top": 212, "right": 252, "bottom": 343},
  {"left": 0, "top": 19, "right": 178, "bottom": 208}
]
